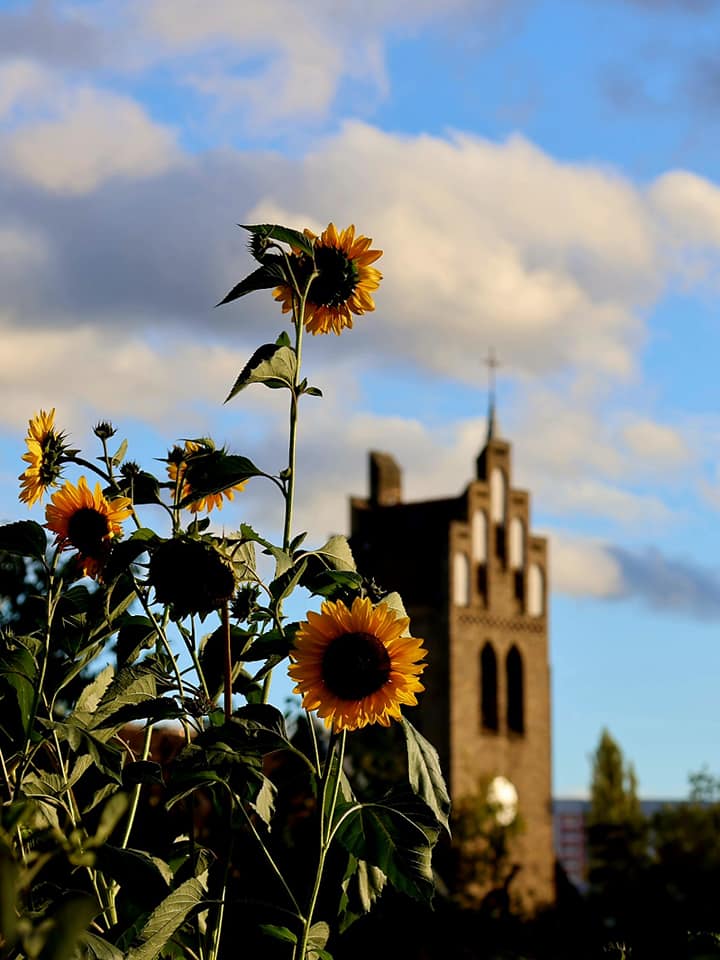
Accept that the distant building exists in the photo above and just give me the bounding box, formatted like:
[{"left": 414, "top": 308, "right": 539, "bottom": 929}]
[
  {"left": 349, "top": 401, "right": 555, "bottom": 911},
  {"left": 553, "top": 797, "right": 693, "bottom": 891}
]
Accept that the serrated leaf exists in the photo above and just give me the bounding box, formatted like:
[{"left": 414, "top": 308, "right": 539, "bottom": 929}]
[
  {"left": 126, "top": 874, "right": 207, "bottom": 960},
  {"left": 250, "top": 776, "right": 276, "bottom": 826},
  {"left": 340, "top": 856, "right": 387, "bottom": 932},
  {"left": 335, "top": 802, "right": 435, "bottom": 903},
  {"left": 75, "top": 665, "right": 114, "bottom": 715},
  {"left": 178, "top": 454, "right": 264, "bottom": 508},
  {"left": 82, "top": 932, "right": 125, "bottom": 960},
  {"left": 0, "top": 520, "right": 47, "bottom": 560},
  {"left": 88, "top": 664, "right": 157, "bottom": 730},
  {"left": 241, "top": 223, "right": 314, "bottom": 256},
  {"left": 269, "top": 556, "right": 308, "bottom": 603},
  {"left": 216, "top": 259, "right": 286, "bottom": 307},
  {"left": 225, "top": 343, "right": 297, "bottom": 403},
  {"left": 402, "top": 718, "right": 451, "bottom": 836},
  {"left": 307, "top": 921, "right": 331, "bottom": 959}
]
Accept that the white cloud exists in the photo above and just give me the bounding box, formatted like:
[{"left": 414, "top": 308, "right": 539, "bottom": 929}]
[
  {"left": 622, "top": 418, "right": 689, "bottom": 464},
  {"left": 1, "top": 87, "right": 181, "bottom": 193},
  {"left": 549, "top": 534, "right": 624, "bottom": 598}
]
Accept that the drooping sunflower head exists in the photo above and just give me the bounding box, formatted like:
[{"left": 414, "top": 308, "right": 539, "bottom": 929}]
[
  {"left": 19, "top": 408, "right": 70, "bottom": 507},
  {"left": 288, "top": 596, "right": 427, "bottom": 732},
  {"left": 45, "top": 476, "right": 133, "bottom": 580},
  {"left": 273, "top": 223, "right": 383, "bottom": 336},
  {"left": 148, "top": 536, "right": 238, "bottom": 618},
  {"left": 166, "top": 439, "right": 246, "bottom": 514}
]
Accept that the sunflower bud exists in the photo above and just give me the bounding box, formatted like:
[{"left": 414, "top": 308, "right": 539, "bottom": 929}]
[
  {"left": 93, "top": 420, "right": 117, "bottom": 440},
  {"left": 149, "top": 536, "right": 238, "bottom": 618}
]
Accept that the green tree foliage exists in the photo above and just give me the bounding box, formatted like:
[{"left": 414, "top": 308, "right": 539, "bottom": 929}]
[{"left": 588, "top": 728, "right": 641, "bottom": 826}]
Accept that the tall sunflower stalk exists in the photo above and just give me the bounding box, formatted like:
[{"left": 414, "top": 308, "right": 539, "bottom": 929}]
[{"left": 0, "top": 220, "right": 449, "bottom": 960}]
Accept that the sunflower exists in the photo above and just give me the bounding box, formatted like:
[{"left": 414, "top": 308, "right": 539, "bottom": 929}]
[
  {"left": 288, "top": 596, "right": 427, "bottom": 732},
  {"left": 45, "top": 476, "right": 133, "bottom": 579},
  {"left": 273, "top": 223, "right": 382, "bottom": 336},
  {"left": 19, "top": 408, "right": 69, "bottom": 506},
  {"left": 167, "top": 440, "right": 246, "bottom": 513}
]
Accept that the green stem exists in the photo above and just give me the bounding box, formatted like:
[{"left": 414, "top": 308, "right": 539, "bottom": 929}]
[
  {"left": 222, "top": 602, "right": 232, "bottom": 721},
  {"left": 13, "top": 556, "right": 59, "bottom": 800},
  {"left": 295, "top": 730, "right": 346, "bottom": 960},
  {"left": 262, "top": 272, "right": 314, "bottom": 706}
]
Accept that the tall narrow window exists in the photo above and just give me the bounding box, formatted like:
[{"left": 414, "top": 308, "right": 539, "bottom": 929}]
[
  {"left": 506, "top": 646, "right": 524, "bottom": 734},
  {"left": 527, "top": 563, "right": 545, "bottom": 617},
  {"left": 453, "top": 552, "right": 470, "bottom": 606},
  {"left": 472, "top": 509, "right": 487, "bottom": 563},
  {"left": 490, "top": 468, "right": 506, "bottom": 524},
  {"left": 509, "top": 517, "right": 525, "bottom": 570},
  {"left": 481, "top": 642, "right": 498, "bottom": 731}
]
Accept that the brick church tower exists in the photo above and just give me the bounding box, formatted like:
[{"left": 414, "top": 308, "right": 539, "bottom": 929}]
[{"left": 348, "top": 400, "right": 555, "bottom": 910}]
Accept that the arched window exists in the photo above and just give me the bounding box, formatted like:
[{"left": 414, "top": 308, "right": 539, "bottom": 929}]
[
  {"left": 509, "top": 517, "right": 525, "bottom": 570},
  {"left": 527, "top": 563, "right": 545, "bottom": 617},
  {"left": 490, "top": 468, "right": 506, "bottom": 524},
  {"left": 472, "top": 509, "right": 487, "bottom": 563},
  {"left": 453, "top": 552, "right": 470, "bottom": 606},
  {"left": 480, "top": 642, "right": 498, "bottom": 732},
  {"left": 506, "top": 646, "right": 524, "bottom": 734}
]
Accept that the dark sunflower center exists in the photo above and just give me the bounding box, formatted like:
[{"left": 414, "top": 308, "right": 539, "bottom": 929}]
[
  {"left": 309, "top": 246, "right": 359, "bottom": 308},
  {"left": 322, "top": 631, "right": 391, "bottom": 701},
  {"left": 67, "top": 508, "right": 110, "bottom": 555}
]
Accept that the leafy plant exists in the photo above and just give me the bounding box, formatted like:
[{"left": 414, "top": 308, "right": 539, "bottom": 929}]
[{"left": 0, "top": 222, "right": 449, "bottom": 960}]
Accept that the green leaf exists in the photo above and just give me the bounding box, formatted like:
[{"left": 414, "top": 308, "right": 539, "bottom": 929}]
[
  {"left": 0, "top": 520, "right": 47, "bottom": 560},
  {"left": 82, "top": 932, "right": 126, "bottom": 960},
  {"left": 111, "top": 471, "right": 163, "bottom": 507},
  {"left": 110, "top": 438, "right": 128, "bottom": 466},
  {"left": 88, "top": 663, "right": 158, "bottom": 730},
  {"left": 307, "top": 921, "right": 331, "bottom": 960},
  {"left": 335, "top": 801, "right": 435, "bottom": 903},
  {"left": 241, "top": 223, "right": 314, "bottom": 256},
  {"left": 0, "top": 639, "right": 37, "bottom": 736},
  {"left": 121, "top": 760, "right": 165, "bottom": 788},
  {"left": 339, "top": 856, "right": 387, "bottom": 932},
  {"left": 259, "top": 925, "right": 297, "bottom": 945},
  {"left": 94, "top": 846, "right": 171, "bottom": 907},
  {"left": 178, "top": 454, "right": 264, "bottom": 508},
  {"left": 126, "top": 874, "right": 207, "bottom": 960},
  {"left": 91, "top": 793, "right": 129, "bottom": 847},
  {"left": 38, "top": 893, "right": 98, "bottom": 960},
  {"left": 250, "top": 776, "right": 276, "bottom": 827},
  {"left": 225, "top": 343, "right": 298, "bottom": 403},
  {"left": 116, "top": 616, "right": 157, "bottom": 667},
  {"left": 304, "top": 386, "right": 323, "bottom": 398},
  {"left": 275, "top": 330, "right": 291, "bottom": 347},
  {"left": 402, "top": 718, "right": 451, "bottom": 836},
  {"left": 216, "top": 258, "right": 286, "bottom": 307},
  {"left": 75, "top": 664, "right": 114, "bottom": 715},
  {"left": 269, "top": 556, "right": 308, "bottom": 603}
]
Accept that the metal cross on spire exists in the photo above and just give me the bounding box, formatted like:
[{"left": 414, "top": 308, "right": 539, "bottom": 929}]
[{"left": 484, "top": 347, "right": 500, "bottom": 441}]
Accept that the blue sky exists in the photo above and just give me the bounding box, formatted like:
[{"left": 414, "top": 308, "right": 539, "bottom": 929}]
[{"left": 2, "top": 0, "right": 720, "bottom": 798}]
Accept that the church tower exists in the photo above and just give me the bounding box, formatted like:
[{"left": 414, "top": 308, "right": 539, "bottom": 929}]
[{"left": 348, "top": 394, "right": 554, "bottom": 910}]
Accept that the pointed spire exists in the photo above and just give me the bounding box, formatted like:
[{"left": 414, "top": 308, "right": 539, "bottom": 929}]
[
  {"left": 484, "top": 348, "right": 500, "bottom": 442},
  {"left": 476, "top": 348, "right": 501, "bottom": 480}
]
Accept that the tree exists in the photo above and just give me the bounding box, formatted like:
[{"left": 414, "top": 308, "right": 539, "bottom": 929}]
[
  {"left": 588, "top": 727, "right": 641, "bottom": 826},
  {"left": 586, "top": 729, "right": 647, "bottom": 948}
]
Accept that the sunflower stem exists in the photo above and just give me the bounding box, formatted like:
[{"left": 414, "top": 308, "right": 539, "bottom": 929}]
[
  {"left": 222, "top": 601, "right": 232, "bottom": 721},
  {"left": 295, "top": 730, "right": 346, "bottom": 960},
  {"left": 262, "top": 269, "right": 316, "bottom": 706}
]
